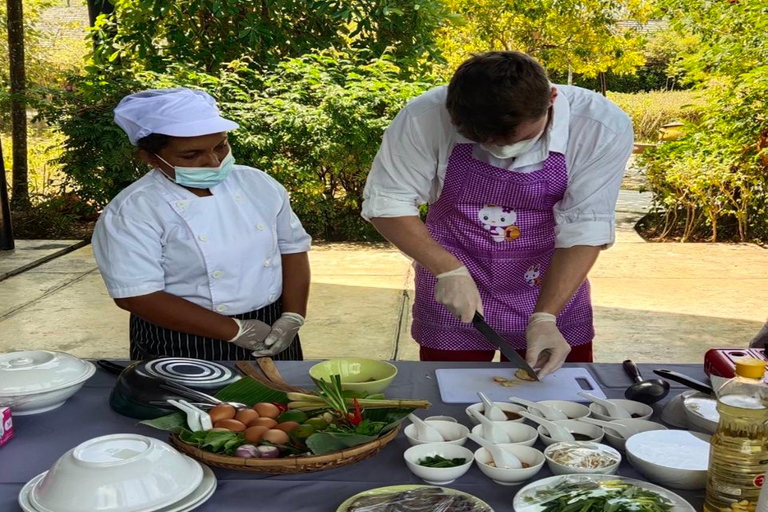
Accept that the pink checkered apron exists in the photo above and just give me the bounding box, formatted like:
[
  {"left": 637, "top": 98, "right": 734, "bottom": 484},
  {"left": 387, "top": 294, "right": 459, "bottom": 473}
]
[{"left": 412, "top": 143, "right": 594, "bottom": 351}]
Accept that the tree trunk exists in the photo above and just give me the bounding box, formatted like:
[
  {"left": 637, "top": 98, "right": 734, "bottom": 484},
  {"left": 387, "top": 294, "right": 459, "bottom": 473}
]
[
  {"left": 86, "top": 0, "right": 114, "bottom": 27},
  {"left": 0, "top": 139, "right": 14, "bottom": 250},
  {"left": 7, "top": 0, "right": 30, "bottom": 209},
  {"left": 567, "top": 66, "right": 573, "bottom": 86},
  {"left": 599, "top": 72, "right": 607, "bottom": 96}
]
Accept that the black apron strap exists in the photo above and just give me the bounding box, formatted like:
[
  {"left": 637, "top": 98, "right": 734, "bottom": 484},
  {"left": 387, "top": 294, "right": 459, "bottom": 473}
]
[{"left": 129, "top": 300, "right": 303, "bottom": 361}]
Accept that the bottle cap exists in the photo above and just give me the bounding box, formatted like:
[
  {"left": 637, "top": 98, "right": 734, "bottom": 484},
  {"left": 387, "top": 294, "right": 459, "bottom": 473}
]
[{"left": 735, "top": 358, "right": 766, "bottom": 379}]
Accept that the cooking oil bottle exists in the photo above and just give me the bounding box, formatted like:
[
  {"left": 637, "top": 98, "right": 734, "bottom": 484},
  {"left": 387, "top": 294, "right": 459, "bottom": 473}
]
[{"left": 705, "top": 358, "right": 768, "bottom": 512}]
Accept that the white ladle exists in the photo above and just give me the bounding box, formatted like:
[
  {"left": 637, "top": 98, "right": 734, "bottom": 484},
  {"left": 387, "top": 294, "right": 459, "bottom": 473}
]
[
  {"left": 468, "top": 433, "right": 522, "bottom": 469},
  {"left": 468, "top": 408, "right": 510, "bottom": 443},
  {"left": 408, "top": 414, "right": 445, "bottom": 442},
  {"left": 577, "top": 417, "right": 635, "bottom": 439},
  {"left": 478, "top": 392, "right": 507, "bottom": 421},
  {"left": 577, "top": 392, "right": 632, "bottom": 419},
  {"left": 508, "top": 397, "right": 568, "bottom": 421},
  {"left": 517, "top": 410, "right": 576, "bottom": 442}
]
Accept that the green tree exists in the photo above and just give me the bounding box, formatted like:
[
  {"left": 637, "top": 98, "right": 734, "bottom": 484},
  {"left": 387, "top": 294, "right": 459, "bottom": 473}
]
[{"left": 436, "top": 0, "right": 654, "bottom": 82}]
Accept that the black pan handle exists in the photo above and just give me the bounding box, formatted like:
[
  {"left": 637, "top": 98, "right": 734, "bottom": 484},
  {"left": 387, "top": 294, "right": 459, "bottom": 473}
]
[
  {"left": 623, "top": 360, "right": 644, "bottom": 383},
  {"left": 97, "top": 360, "right": 127, "bottom": 376},
  {"left": 653, "top": 369, "right": 714, "bottom": 395}
]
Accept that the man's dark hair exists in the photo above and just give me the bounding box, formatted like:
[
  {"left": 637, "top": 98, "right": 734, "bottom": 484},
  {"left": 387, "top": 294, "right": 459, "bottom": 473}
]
[
  {"left": 446, "top": 51, "right": 551, "bottom": 143},
  {"left": 137, "top": 133, "right": 173, "bottom": 153}
]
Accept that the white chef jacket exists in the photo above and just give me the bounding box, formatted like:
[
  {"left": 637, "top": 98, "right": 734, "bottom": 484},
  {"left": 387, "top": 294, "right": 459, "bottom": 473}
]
[
  {"left": 92, "top": 165, "right": 312, "bottom": 315},
  {"left": 362, "top": 85, "right": 634, "bottom": 248}
]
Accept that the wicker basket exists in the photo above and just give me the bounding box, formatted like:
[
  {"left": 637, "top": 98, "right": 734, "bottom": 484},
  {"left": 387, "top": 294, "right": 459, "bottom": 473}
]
[{"left": 170, "top": 425, "right": 400, "bottom": 474}]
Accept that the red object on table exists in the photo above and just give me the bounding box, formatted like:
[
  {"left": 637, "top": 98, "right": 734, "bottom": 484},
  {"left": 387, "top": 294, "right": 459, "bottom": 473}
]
[
  {"left": 704, "top": 348, "right": 768, "bottom": 381},
  {"left": 0, "top": 407, "right": 13, "bottom": 448}
]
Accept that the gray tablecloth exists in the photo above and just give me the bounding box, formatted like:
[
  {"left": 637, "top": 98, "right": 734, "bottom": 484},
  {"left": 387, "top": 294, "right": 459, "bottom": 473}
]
[{"left": 0, "top": 362, "right": 708, "bottom": 512}]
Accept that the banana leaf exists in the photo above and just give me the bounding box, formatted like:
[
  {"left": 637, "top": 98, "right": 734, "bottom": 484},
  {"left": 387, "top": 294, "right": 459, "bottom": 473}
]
[
  {"left": 305, "top": 407, "right": 415, "bottom": 455},
  {"left": 141, "top": 377, "right": 289, "bottom": 432}
]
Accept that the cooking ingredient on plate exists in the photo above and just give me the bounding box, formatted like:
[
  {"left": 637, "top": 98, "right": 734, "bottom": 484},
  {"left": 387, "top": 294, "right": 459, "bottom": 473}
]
[
  {"left": 254, "top": 402, "right": 281, "bottom": 419},
  {"left": 261, "top": 429, "right": 290, "bottom": 445},
  {"left": 516, "top": 369, "right": 538, "bottom": 382},
  {"left": 275, "top": 421, "right": 300, "bottom": 433},
  {"left": 525, "top": 479, "right": 674, "bottom": 512},
  {"left": 213, "top": 418, "right": 247, "bottom": 432},
  {"left": 209, "top": 404, "right": 236, "bottom": 423},
  {"left": 417, "top": 455, "right": 467, "bottom": 468},
  {"left": 244, "top": 425, "right": 269, "bottom": 444},
  {"left": 571, "top": 433, "right": 594, "bottom": 441},
  {"left": 547, "top": 444, "right": 619, "bottom": 469},
  {"left": 235, "top": 408, "right": 260, "bottom": 425},
  {"left": 705, "top": 359, "right": 768, "bottom": 512},
  {"left": 347, "top": 487, "right": 491, "bottom": 512},
  {"left": 487, "top": 461, "right": 531, "bottom": 468},
  {"left": 257, "top": 445, "right": 280, "bottom": 458},
  {"left": 235, "top": 444, "right": 261, "bottom": 459},
  {"left": 479, "top": 408, "right": 522, "bottom": 421},
  {"left": 251, "top": 417, "right": 278, "bottom": 429}
]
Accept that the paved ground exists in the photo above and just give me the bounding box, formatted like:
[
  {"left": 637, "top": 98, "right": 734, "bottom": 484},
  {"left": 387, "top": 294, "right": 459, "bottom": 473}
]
[{"left": 1, "top": 190, "right": 766, "bottom": 363}]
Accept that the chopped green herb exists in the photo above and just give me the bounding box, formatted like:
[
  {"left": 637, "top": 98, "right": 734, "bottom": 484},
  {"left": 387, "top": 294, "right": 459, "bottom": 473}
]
[
  {"left": 417, "top": 455, "right": 467, "bottom": 468},
  {"left": 526, "top": 480, "right": 675, "bottom": 512}
]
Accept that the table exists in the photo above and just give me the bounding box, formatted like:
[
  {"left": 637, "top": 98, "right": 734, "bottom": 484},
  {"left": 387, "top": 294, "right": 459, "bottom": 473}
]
[{"left": 0, "top": 362, "right": 708, "bottom": 512}]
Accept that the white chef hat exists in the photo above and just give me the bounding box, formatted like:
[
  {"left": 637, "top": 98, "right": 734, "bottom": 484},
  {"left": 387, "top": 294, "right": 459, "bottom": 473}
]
[{"left": 113, "top": 88, "right": 240, "bottom": 146}]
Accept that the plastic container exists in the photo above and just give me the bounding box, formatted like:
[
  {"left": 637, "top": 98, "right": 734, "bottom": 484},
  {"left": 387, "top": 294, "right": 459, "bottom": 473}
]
[{"left": 704, "top": 358, "right": 768, "bottom": 512}]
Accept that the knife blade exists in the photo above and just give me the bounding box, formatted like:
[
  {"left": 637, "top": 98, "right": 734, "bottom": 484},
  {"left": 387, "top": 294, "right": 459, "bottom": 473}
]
[{"left": 472, "top": 312, "right": 539, "bottom": 381}]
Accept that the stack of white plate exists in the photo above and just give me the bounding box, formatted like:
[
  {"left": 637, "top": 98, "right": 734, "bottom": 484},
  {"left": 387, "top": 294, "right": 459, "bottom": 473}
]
[{"left": 18, "top": 434, "right": 216, "bottom": 512}]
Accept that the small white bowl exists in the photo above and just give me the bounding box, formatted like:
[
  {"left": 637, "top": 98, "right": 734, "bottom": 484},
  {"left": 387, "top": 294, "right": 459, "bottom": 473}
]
[
  {"left": 404, "top": 420, "right": 470, "bottom": 446},
  {"left": 537, "top": 420, "right": 604, "bottom": 447},
  {"left": 589, "top": 399, "right": 654, "bottom": 421},
  {"left": 626, "top": 430, "right": 710, "bottom": 490},
  {"left": 29, "top": 434, "right": 203, "bottom": 512},
  {"left": 425, "top": 415, "right": 457, "bottom": 423},
  {"left": 527, "top": 400, "right": 591, "bottom": 420},
  {"left": 466, "top": 402, "right": 526, "bottom": 424},
  {"left": 474, "top": 444, "right": 545, "bottom": 486},
  {"left": 471, "top": 423, "right": 538, "bottom": 447},
  {"left": 604, "top": 419, "right": 668, "bottom": 452},
  {"left": 544, "top": 442, "right": 622, "bottom": 475},
  {"left": 404, "top": 443, "right": 474, "bottom": 485}
]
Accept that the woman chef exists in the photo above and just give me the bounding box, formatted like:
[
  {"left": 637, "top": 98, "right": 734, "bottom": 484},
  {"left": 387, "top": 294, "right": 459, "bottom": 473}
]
[
  {"left": 92, "top": 88, "right": 312, "bottom": 361},
  {"left": 363, "top": 52, "right": 634, "bottom": 377}
]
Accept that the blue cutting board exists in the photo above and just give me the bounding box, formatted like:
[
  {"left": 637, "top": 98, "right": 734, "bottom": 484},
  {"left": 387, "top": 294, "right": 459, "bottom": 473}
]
[{"left": 435, "top": 367, "right": 606, "bottom": 404}]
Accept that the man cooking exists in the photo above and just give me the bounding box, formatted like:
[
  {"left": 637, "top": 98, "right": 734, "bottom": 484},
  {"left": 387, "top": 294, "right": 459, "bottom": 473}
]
[{"left": 362, "top": 51, "right": 634, "bottom": 377}]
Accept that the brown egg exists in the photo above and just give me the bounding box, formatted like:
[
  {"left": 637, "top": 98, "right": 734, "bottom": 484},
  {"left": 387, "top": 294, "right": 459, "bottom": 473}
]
[
  {"left": 275, "top": 421, "right": 300, "bottom": 433},
  {"left": 253, "top": 402, "right": 281, "bottom": 419},
  {"left": 213, "top": 419, "right": 247, "bottom": 432},
  {"left": 209, "top": 405, "right": 236, "bottom": 424},
  {"left": 251, "top": 417, "right": 277, "bottom": 429},
  {"left": 235, "top": 409, "right": 260, "bottom": 425},
  {"left": 261, "top": 429, "right": 290, "bottom": 445},
  {"left": 244, "top": 425, "right": 269, "bottom": 444}
]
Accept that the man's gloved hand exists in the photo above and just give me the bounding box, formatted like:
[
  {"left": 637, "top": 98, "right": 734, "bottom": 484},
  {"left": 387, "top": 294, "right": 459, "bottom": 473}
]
[
  {"left": 525, "top": 312, "right": 572, "bottom": 379},
  {"left": 251, "top": 313, "right": 305, "bottom": 357},
  {"left": 228, "top": 318, "right": 272, "bottom": 352},
  {"left": 434, "top": 266, "right": 483, "bottom": 323}
]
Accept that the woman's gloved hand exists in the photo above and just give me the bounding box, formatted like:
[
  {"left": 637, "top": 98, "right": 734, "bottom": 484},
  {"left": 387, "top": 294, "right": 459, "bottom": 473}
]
[
  {"left": 228, "top": 318, "right": 272, "bottom": 352},
  {"left": 434, "top": 266, "right": 483, "bottom": 323},
  {"left": 525, "top": 312, "right": 572, "bottom": 379},
  {"left": 252, "top": 313, "right": 305, "bottom": 357}
]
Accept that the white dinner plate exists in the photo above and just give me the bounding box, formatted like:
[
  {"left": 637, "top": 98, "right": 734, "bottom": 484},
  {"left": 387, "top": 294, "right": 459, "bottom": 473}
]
[
  {"left": 513, "top": 474, "right": 696, "bottom": 512},
  {"left": 19, "top": 461, "right": 216, "bottom": 512}
]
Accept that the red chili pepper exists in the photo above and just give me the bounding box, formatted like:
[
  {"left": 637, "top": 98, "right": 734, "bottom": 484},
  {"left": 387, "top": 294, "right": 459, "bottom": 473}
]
[
  {"left": 272, "top": 402, "right": 288, "bottom": 413},
  {"left": 348, "top": 399, "right": 363, "bottom": 426}
]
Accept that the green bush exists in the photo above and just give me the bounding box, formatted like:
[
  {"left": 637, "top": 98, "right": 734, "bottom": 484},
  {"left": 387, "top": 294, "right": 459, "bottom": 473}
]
[
  {"left": 608, "top": 90, "right": 705, "bottom": 142},
  {"left": 38, "top": 51, "right": 434, "bottom": 241}
]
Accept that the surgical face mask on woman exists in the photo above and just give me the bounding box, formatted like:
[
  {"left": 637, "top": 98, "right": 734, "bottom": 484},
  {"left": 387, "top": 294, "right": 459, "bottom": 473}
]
[{"left": 154, "top": 150, "right": 235, "bottom": 189}]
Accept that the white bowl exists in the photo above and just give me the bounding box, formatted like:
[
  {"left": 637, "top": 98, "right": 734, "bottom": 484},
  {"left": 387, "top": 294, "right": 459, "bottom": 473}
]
[
  {"left": 683, "top": 394, "right": 719, "bottom": 434},
  {"left": 471, "top": 423, "right": 538, "bottom": 447},
  {"left": 589, "top": 399, "right": 653, "bottom": 421},
  {"left": 604, "top": 419, "right": 668, "bottom": 452},
  {"left": 544, "top": 442, "right": 621, "bottom": 475},
  {"left": 403, "top": 443, "right": 474, "bottom": 485},
  {"left": 29, "top": 433, "right": 203, "bottom": 512},
  {"left": 466, "top": 402, "right": 526, "bottom": 424},
  {"left": 527, "top": 400, "right": 591, "bottom": 420},
  {"left": 0, "top": 351, "right": 96, "bottom": 415},
  {"left": 425, "top": 415, "right": 458, "bottom": 423},
  {"left": 404, "top": 420, "right": 470, "bottom": 446},
  {"left": 537, "top": 420, "right": 604, "bottom": 446},
  {"left": 625, "top": 430, "right": 711, "bottom": 490},
  {"left": 474, "top": 444, "right": 545, "bottom": 486}
]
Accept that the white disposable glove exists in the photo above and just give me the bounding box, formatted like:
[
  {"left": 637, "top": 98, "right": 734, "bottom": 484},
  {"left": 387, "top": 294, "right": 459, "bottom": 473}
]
[
  {"left": 434, "top": 266, "right": 484, "bottom": 323},
  {"left": 251, "top": 313, "right": 305, "bottom": 357},
  {"left": 228, "top": 318, "right": 272, "bottom": 352},
  {"left": 525, "top": 312, "right": 572, "bottom": 379}
]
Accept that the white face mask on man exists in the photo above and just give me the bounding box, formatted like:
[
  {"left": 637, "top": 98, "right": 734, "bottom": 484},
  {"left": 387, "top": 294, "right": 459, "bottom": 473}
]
[{"left": 481, "top": 128, "right": 544, "bottom": 159}]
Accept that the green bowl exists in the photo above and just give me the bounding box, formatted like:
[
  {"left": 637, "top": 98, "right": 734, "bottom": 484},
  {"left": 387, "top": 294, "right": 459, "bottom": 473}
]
[{"left": 309, "top": 358, "right": 398, "bottom": 394}]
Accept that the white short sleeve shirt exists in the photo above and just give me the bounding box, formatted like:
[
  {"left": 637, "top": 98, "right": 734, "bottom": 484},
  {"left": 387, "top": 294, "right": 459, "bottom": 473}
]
[
  {"left": 92, "top": 165, "right": 312, "bottom": 314},
  {"left": 362, "top": 85, "right": 634, "bottom": 248}
]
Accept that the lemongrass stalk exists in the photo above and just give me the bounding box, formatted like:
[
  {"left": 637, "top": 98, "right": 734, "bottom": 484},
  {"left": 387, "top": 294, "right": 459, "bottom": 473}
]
[{"left": 286, "top": 392, "right": 319, "bottom": 401}]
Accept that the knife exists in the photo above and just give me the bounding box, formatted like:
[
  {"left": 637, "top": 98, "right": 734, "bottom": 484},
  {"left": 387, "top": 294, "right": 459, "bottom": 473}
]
[{"left": 472, "top": 312, "right": 539, "bottom": 381}]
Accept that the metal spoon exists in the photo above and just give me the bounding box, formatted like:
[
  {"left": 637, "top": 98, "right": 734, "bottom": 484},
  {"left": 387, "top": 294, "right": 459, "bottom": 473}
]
[
  {"left": 468, "top": 433, "right": 522, "bottom": 469},
  {"left": 518, "top": 410, "right": 576, "bottom": 442},
  {"left": 468, "top": 408, "right": 510, "bottom": 444},
  {"left": 623, "top": 360, "right": 670, "bottom": 404}
]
